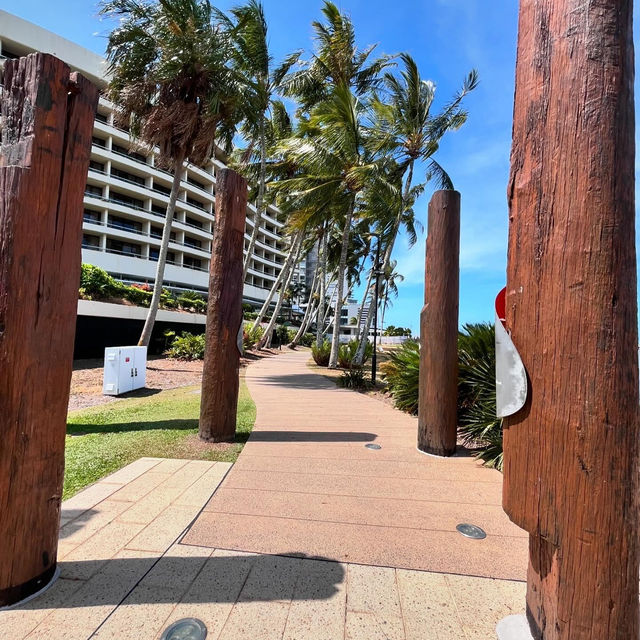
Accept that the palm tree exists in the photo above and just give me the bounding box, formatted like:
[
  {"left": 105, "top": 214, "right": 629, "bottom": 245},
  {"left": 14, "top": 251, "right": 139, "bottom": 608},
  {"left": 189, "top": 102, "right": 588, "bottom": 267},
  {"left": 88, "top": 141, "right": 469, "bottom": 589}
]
[
  {"left": 351, "top": 55, "right": 478, "bottom": 364},
  {"left": 273, "top": 84, "right": 385, "bottom": 368},
  {"left": 101, "top": 0, "right": 240, "bottom": 347},
  {"left": 282, "top": 0, "right": 393, "bottom": 113},
  {"left": 220, "top": 1, "right": 301, "bottom": 283}
]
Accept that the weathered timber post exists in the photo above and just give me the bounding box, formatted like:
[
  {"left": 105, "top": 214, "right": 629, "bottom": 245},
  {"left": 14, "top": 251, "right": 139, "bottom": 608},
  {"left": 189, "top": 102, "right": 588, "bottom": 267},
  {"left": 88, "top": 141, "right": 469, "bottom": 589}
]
[
  {"left": 199, "top": 169, "right": 248, "bottom": 442},
  {"left": 417, "top": 190, "right": 460, "bottom": 456},
  {"left": 500, "top": 1, "right": 638, "bottom": 638},
  {"left": 0, "top": 54, "right": 98, "bottom": 606}
]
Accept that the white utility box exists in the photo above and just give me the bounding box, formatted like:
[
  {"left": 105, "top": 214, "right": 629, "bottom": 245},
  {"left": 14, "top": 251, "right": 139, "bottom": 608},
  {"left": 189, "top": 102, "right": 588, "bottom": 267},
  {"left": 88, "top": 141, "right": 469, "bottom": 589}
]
[{"left": 103, "top": 346, "right": 147, "bottom": 396}]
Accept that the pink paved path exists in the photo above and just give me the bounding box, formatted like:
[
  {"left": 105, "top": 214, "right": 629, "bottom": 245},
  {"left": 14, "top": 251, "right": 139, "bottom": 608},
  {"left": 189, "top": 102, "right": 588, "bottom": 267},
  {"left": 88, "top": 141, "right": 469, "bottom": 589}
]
[{"left": 183, "top": 350, "right": 528, "bottom": 581}]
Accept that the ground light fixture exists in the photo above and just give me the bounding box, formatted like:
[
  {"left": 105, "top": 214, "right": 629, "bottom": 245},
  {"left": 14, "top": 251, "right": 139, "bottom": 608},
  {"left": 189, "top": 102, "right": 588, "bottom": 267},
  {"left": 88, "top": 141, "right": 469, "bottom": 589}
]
[
  {"left": 456, "top": 523, "right": 487, "bottom": 540},
  {"left": 365, "top": 443, "right": 382, "bottom": 450},
  {"left": 160, "top": 618, "right": 207, "bottom": 640}
]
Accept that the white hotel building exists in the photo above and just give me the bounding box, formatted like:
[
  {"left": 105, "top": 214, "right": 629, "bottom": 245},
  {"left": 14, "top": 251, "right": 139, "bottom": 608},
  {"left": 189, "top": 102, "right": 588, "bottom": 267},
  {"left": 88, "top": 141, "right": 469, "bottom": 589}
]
[{"left": 0, "top": 10, "right": 301, "bottom": 315}]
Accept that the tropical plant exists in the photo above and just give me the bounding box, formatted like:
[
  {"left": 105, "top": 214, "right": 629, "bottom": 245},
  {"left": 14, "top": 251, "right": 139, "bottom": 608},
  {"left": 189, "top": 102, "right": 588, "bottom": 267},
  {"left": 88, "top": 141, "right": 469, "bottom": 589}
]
[
  {"left": 352, "top": 56, "right": 478, "bottom": 364},
  {"left": 380, "top": 339, "right": 420, "bottom": 414},
  {"left": 338, "top": 338, "right": 372, "bottom": 369},
  {"left": 101, "top": 0, "right": 241, "bottom": 347},
  {"left": 243, "top": 324, "right": 264, "bottom": 350},
  {"left": 311, "top": 339, "right": 332, "bottom": 366},
  {"left": 220, "top": 0, "right": 301, "bottom": 282},
  {"left": 457, "top": 323, "right": 502, "bottom": 469},
  {"left": 165, "top": 331, "right": 206, "bottom": 360},
  {"left": 337, "top": 368, "right": 371, "bottom": 390},
  {"left": 79, "top": 264, "right": 123, "bottom": 299}
]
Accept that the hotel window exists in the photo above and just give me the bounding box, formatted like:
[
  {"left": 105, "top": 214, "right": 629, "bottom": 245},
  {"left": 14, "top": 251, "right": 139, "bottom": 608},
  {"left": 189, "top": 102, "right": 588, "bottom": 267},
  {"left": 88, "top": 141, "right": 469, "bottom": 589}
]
[
  {"left": 107, "top": 239, "right": 142, "bottom": 257},
  {"left": 82, "top": 234, "right": 100, "bottom": 249}
]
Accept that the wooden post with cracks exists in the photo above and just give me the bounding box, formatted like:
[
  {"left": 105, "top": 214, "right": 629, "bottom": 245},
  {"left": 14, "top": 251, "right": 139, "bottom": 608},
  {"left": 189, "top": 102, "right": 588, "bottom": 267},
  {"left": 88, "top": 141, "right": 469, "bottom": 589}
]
[
  {"left": 199, "top": 168, "right": 248, "bottom": 442},
  {"left": 501, "top": 1, "right": 638, "bottom": 638},
  {"left": 0, "top": 53, "right": 98, "bottom": 606},
  {"left": 417, "top": 190, "right": 460, "bottom": 457}
]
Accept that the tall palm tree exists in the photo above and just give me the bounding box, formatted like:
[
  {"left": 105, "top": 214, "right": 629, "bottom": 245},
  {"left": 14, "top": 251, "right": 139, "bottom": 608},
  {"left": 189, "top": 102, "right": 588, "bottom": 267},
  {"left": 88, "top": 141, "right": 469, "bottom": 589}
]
[
  {"left": 102, "top": 0, "right": 240, "bottom": 347},
  {"left": 282, "top": 0, "right": 393, "bottom": 113},
  {"left": 352, "top": 55, "right": 478, "bottom": 364},
  {"left": 220, "top": 0, "right": 301, "bottom": 282},
  {"left": 274, "top": 84, "right": 385, "bottom": 368}
]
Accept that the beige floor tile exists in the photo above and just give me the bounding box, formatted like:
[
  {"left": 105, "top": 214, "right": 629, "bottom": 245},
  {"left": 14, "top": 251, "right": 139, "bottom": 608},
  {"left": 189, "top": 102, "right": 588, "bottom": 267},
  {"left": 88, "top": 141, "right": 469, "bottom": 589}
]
[
  {"left": 152, "top": 458, "right": 191, "bottom": 474},
  {"left": 345, "top": 611, "right": 405, "bottom": 640},
  {"left": 60, "top": 520, "right": 147, "bottom": 580},
  {"left": 25, "top": 550, "right": 157, "bottom": 640},
  {"left": 282, "top": 559, "right": 346, "bottom": 640},
  {"left": 59, "top": 499, "right": 132, "bottom": 545},
  {"left": 125, "top": 505, "right": 198, "bottom": 552},
  {"left": 396, "top": 570, "right": 466, "bottom": 640},
  {"left": 100, "top": 457, "right": 162, "bottom": 484},
  {"left": 60, "top": 481, "right": 123, "bottom": 516},
  {"left": 238, "top": 554, "right": 303, "bottom": 603},
  {"left": 109, "top": 472, "right": 172, "bottom": 503},
  {"left": 173, "top": 463, "right": 231, "bottom": 508},
  {"left": 157, "top": 549, "right": 259, "bottom": 640},
  {"left": 347, "top": 564, "right": 402, "bottom": 618},
  {"left": 0, "top": 578, "right": 87, "bottom": 639},
  {"left": 219, "top": 600, "right": 291, "bottom": 640},
  {"left": 445, "top": 574, "right": 525, "bottom": 629}
]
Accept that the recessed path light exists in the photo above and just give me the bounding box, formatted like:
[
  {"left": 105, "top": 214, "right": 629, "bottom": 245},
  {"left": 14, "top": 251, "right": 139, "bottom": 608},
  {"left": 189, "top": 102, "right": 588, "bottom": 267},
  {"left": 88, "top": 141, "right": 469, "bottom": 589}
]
[
  {"left": 160, "top": 618, "right": 207, "bottom": 640},
  {"left": 456, "top": 523, "right": 487, "bottom": 540},
  {"left": 365, "top": 443, "right": 381, "bottom": 450}
]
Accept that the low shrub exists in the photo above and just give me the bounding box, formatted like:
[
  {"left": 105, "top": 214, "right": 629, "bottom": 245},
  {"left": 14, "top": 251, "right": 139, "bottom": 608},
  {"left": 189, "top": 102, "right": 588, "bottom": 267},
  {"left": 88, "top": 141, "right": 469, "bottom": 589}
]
[
  {"left": 337, "top": 339, "right": 373, "bottom": 369},
  {"left": 337, "top": 368, "right": 371, "bottom": 390},
  {"left": 380, "top": 339, "right": 420, "bottom": 414},
  {"left": 457, "top": 323, "right": 502, "bottom": 469},
  {"left": 242, "top": 303, "right": 254, "bottom": 313},
  {"left": 165, "top": 332, "right": 205, "bottom": 360},
  {"left": 244, "top": 311, "right": 259, "bottom": 320},
  {"left": 243, "top": 325, "right": 264, "bottom": 350},
  {"left": 160, "top": 289, "right": 178, "bottom": 309},
  {"left": 177, "top": 291, "right": 207, "bottom": 313},
  {"left": 300, "top": 332, "right": 315, "bottom": 347},
  {"left": 123, "top": 284, "right": 152, "bottom": 307},
  {"left": 311, "top": 339, "right": 331, "bottom": 366},
  {"left": 80, "top": 264, "right": 123, "bottom": 299}
]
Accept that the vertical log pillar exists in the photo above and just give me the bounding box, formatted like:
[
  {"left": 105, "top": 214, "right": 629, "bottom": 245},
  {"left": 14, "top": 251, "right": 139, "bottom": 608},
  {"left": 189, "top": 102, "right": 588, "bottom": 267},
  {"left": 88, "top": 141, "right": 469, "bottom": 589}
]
[
  {"left": 0, "top": 54, "right": 98, "bottom": 606},
  {"left": 418, "top": 190, "right": 460, "bottom": 457},
  {"left": 199, "top": 168, "right": 248, "bottom": 442},
  {"left": 502, "top": 1, "right": 638, "bottom": 638}
]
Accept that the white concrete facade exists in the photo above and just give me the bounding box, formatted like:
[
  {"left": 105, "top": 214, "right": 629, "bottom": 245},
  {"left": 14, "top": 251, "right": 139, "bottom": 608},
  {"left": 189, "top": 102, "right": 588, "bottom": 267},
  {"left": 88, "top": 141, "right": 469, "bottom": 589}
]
[{"left": 0, "top": 10, "right": 297, "bottom": 307}]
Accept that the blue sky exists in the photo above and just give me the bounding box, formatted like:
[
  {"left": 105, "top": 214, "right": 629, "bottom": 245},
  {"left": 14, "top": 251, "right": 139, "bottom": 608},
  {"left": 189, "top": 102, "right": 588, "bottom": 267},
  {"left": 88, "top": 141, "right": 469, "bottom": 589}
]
[{"left": 2, "top": 1, "right": 637, "bottom": 333}]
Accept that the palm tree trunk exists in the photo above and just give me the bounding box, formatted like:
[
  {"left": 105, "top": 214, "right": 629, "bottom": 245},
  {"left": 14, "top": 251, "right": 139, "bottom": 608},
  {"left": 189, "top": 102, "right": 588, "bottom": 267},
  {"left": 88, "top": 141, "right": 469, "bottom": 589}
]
[
  {"left": 328, "top": 201, "right": 355, "bottom": 368},
  {"left": 291, "top": 266, "right": 319, "bottom": 346},
  {"left": 353, "top": 162, "right": 414, "bottom": 364},
  {"left": 258, "top": 234, "right": 303, "bottom": 349},
  {"left": 251, "top": 229, "right": 301, "bottom": 331},
  {"left": 354, "top": 266, "right": 374, "bottom": 342},
  {"left": 242, "top": 116, "right": 267, "bottom": 283},
  {"left": 316, "top": 228, "right": 327, "bottom": 347},
  {"left": 138, "top": 153, "right": 184, "bottom": 347}
]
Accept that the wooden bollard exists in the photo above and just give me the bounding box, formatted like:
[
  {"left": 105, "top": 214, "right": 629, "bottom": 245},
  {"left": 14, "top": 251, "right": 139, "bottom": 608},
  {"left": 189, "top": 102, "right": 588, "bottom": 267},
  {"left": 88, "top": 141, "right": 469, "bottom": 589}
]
[
  {"left": 502, "top": 1, "right": 638, "bottom": 638},
  {"left": 199, "top": 169, "right": 248, "bottom": 442},
  {"left": 0, "top": 54, "right": 98, "bottom": 606},
  {"left": 417, "top": 190, "right": 460, "bottom": 457}
]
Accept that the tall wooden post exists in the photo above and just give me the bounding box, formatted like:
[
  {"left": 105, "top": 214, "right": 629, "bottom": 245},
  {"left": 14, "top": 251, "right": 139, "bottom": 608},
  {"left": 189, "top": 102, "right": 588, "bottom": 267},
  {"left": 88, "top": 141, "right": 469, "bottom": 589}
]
[
  {"left": 502, "top": 1, "right": 638, "bottom": 638},
  {"left": 199, "top": 169, "right": 248, "bottom": 442},
  {"left": 0, "top": 54, "right": 97, "bottom": 606},
  {"left": 418, "top": 190, "right": 460, "bottom": 457}
]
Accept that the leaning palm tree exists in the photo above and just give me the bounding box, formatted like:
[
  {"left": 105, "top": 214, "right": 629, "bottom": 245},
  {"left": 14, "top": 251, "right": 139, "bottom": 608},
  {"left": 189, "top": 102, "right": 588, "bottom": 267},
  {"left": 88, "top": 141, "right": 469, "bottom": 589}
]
[
  {"left": 273, "top": 84, "right": 386, "bottom": 368},
  {"left": 351, "top": 55, "right": 478, "bottom": 364},
  {"left": 101, "top": 0, "right": 240, "bottom": 347},
  {"left": 220, "top": 0, "right": 301, "bottom": 282}
]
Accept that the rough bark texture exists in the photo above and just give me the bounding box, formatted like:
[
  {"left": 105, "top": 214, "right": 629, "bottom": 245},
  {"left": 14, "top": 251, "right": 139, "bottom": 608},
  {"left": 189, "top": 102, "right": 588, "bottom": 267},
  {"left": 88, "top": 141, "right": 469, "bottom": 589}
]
[
  {"left": 199, "top": 169, "right": 248, "bottom": 442},
  {"left": 503, "top": 1, "right": 638, "bottom": 638},
  {"left": 0, "top": 54, "right": 98, "bottom": 606},
  {"left": 417, "top": 190, "right": 460, "bottom": 457}
]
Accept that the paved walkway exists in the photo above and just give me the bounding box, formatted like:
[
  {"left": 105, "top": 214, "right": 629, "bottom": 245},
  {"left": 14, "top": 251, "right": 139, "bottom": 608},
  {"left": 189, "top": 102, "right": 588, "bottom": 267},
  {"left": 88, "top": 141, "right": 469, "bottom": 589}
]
[
  {"left": 0, "top": 351, "right": 528, "bottom": 639},
  {"left": 184, "top": 350, "right": 528, "bottom": 581}
]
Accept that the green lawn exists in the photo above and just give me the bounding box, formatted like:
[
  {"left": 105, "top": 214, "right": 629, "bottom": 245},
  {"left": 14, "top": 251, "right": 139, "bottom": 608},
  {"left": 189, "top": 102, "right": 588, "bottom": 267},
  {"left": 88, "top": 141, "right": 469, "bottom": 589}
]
[{"left": 64, "top": 381, "right": 255, "bottom": 499}]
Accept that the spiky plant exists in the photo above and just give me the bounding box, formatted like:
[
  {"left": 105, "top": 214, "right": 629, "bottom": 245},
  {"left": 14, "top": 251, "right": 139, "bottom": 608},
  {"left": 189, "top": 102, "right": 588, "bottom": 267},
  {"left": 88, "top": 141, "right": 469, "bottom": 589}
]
[
  {"left": 457, "top": 322, "right": 502, "bottom": 469},
  {"left": 380, "top": 339, "right": 420, "bottom": 414}
]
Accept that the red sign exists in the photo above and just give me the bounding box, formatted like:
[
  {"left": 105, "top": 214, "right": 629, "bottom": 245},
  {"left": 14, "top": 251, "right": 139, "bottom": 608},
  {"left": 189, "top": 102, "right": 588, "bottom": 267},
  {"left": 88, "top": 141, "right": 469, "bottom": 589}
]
[{"left": 495, "top": 287, "right": 506, "bottom": 328}]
